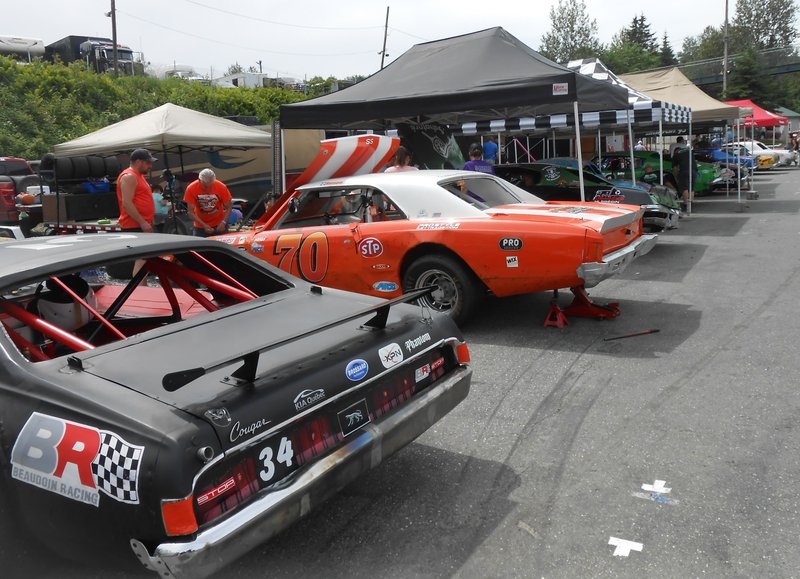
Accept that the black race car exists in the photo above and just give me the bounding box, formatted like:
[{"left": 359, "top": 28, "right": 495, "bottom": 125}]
[
  {"left": 494, "top": 162, "right": 680, "bottom": 232},
  {"left": 0, "top": 233, "right": 472, "bottom": 577}
]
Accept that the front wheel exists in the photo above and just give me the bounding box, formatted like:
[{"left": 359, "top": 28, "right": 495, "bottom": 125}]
[{"left": 402, "top": 254, "right": 481, "bottom": 325}]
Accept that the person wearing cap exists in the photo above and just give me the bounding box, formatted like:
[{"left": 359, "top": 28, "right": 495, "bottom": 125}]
[
  {"left": 117, "top": 148, "right": 157, "bottom": 232},
  {"left": 463, "top": 143, "right": 495, "bottom": 174},
  {"left": 634, "top": 140, "right": 646, "bottom": 151},
  {"left": 183, "top": 168, "right": 232, "bottom": 237}
]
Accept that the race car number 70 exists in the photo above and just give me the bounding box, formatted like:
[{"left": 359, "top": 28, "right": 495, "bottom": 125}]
[{"left": 273, "top": 232, "right": 329, "bottom": 283}]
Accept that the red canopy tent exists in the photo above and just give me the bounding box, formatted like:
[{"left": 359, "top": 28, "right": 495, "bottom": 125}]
[{"left": 725, "top": 99, "right": 789, "bottom": 127}]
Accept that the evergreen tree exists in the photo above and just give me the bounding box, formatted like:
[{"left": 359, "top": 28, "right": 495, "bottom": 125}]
[
  {"left": 539, "top": 0, "right": 603, "bottom": 63},
  {"left": 659, "top": 32, "right": 678, "bottom": 67},
  {"left": 726, "top": 45, "right": 780, "bottom": 108},
  {"left": 622, "top": 14, "right": 659, "bottom": 53}
]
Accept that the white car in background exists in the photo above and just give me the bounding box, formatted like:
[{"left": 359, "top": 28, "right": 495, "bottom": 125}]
[
  {"left": 750, "top": 140, "right": 797, "bottom": 167},
  {"left": 723, "top": 142, "right": 780, "bottom": 170}
]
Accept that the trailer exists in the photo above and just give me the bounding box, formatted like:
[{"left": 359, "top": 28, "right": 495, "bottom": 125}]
[{"left": 0, "top": 36, "right": 45, "bottom": 62}]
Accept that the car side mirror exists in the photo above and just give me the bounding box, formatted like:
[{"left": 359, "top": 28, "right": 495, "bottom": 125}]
[{"left": 289, "top": 198, "right": 300, "bottom": 214}]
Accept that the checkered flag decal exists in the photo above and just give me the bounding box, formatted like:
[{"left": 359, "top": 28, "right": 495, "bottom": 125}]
[{"left": 91, "top": 431, "right": 144, "bottom": 504}]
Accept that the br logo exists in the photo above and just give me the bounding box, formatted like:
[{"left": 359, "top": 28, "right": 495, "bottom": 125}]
[{"left": 10, "top": 412, "right": 144, "bottom": 506}]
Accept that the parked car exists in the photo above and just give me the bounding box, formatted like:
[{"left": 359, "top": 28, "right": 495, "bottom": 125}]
[
  {"left": 0, "top": 233, "right": 472, "bottom": 577},
  {"left": 494, "top": 161, "right": 680, "bottom": 232},
  {"left": 746, "top": 140, "right": 795, "bottom": 167},
  {"left": 222, "top": 169, "right": 657, "bottom": 324},
  {"left": 722, "top": 142, "right": 778, "bottom": 170},
  {"left": 695, "top": 147, "right": 756, "bottom": 172},
  {"left": 597, "top": 151, "right": 751, "bottom": 194}
]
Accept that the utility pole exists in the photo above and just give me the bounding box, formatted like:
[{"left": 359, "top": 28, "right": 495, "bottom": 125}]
[
  {"left": 380, "top": 6, "right": 390, "bottom": 69},
  {"left": 110, "top": 0, "right": 119, "bottom": 77},
  {"left": 723, "top": 0, "right": 729, "bottom": 96},
  {"left": 257, "top": 60, "right": 263, "bottom": 74}
]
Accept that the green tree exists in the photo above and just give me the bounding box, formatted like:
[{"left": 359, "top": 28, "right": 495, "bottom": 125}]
[
  {"left": 602, "top": 40, "right": 660, "bottom": 74},
  {"left": 621, "top": 14, "right": 658, "bottom": 52},
  {"left": 659, "top": 32, "right": 678, "bottom": 67},
  {"left": 225, "top": 62, "right": 244, "bottom": 76},
  {"left": 733, "top": 0, "right": 798, "bottom": 49},
  {"left": 539, "top": 0, "right": 603, "bottom": 63},
  {"left": 726, "top": 45, "right": 780, "bottom": 108}
]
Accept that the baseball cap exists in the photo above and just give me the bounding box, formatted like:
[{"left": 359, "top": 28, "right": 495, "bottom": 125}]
[{"left": 130, "top": 148, "right": 158, "bottom": 163}]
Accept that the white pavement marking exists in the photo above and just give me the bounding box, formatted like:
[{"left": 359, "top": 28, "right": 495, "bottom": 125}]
[
  {"left": 641, "top": 480, "right": 671, "bottom": 493},
  {"left": 517, "top": 521, "right": 537, "bottom": 538},
  {"left": 608, "top": 537, "right": 643, "bottom": 557}
]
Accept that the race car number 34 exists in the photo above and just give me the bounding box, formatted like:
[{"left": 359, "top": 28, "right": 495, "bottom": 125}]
[{"left": 258, "top": 436, "right": 295, "bottom": 485}]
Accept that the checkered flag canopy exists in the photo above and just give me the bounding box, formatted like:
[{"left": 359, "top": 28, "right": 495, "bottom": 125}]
[{"left": 92, "top": 431, "right": 144, "bottom": 504}]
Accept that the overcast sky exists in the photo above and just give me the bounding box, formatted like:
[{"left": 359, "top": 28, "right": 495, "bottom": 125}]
[{"left": 4, "top": 0, "right": 733, "bottom": 80}]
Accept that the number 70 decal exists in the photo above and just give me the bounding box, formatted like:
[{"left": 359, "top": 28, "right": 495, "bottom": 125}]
[{"left": 273, "top": 232, "right": 330, "bottom": 283}]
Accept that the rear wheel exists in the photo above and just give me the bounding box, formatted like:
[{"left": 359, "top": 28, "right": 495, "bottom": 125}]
[{"left": 402, "top": 254, "right": 481, "bottom": 325}]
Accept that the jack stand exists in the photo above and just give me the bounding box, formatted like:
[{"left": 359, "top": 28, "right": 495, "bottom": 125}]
[
  {"left": 543, "top": 289, "right": 569, "bottom": 328},
  {"left": 563, "top": 285, "right": 620, "bottom": 320}
]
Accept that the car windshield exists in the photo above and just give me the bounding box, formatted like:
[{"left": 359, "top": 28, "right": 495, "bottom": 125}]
[
  {"left": 438, "top": 175, "right": 540, "bottom": 209},
  {"left": 0, "top": 246, "right": 291, "bottom": 363},
  {"left": 275, "top": 187, "right": 405, "bottom": 228}
]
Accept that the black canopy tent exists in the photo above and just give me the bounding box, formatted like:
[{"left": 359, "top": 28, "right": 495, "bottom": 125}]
[{"left": 280, "top": 27, "right": 630, "bottom": 200}]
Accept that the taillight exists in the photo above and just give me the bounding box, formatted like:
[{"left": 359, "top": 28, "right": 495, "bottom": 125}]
[
  {"left": 0, "top": 183, "right": 15, "bottom": 208},
  {"left": 456, "top": 342, "right": 471, "bottom": 364},
  {"left": 161, "top": 496, "right": 199, "bottom": 536},
  {"left": 195, "top": 458, "right": 260, "bottom": 526}
]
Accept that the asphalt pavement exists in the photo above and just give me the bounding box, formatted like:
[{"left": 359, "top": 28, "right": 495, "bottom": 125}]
[{"left": 15, "top": 167, "right": 800, "bottom": 578}]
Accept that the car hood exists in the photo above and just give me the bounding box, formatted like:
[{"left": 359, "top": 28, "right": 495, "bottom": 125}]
[
  {"left": 73, "top": 288, "right": 454, "bottom": 450},
  {"left": 486, "top": 202, "right": 643, "bottom": 233}
]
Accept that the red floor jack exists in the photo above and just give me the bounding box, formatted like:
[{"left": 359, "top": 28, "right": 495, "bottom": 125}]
[{"left": 543, "top": 286, "right": 621, "bottom": 328}]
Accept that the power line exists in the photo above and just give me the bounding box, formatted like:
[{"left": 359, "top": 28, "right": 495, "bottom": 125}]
[
  {"left": 184, "top": 0, "right": 384, "bottom": 31},
  {"left": 118, "top": 10, "right": 377, "bottom": 59}
]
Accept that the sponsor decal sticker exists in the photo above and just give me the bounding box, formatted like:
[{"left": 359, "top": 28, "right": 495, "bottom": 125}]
[
  {"left": 204, "top": 408, "right": 232, "bottom": 428},
  {"left": 11, "top": 412, "right": 144, "bottom": 506},
  {"left": 372, "top": 263, "right": 392, "bottom": 270},
  {"left": 593, "top": 190, "right": 625, "bottom": 204},
  {"left": 230, "top": 418, "right": 272, "bottom": 443},
  {"left": 358, "top": 237, "right": 384, "bottom": 258},
  {"left": 431, "top": 356, "right": 446, "bottom": 371},
  {"left": 415, "top": 364, "right": 431, "bottom": 383},
  {"left": 417, "top": 222, "right": 460, "bottom": 230},
  {"left": 506, "top": 255, "right": 519, "bottom": 268},
  {"left": 378, "top": 343, "right": 404, "bottom": 368},
  {"left": 251, "top": 244, "right": 265, "bottom": 253},
  {"left": 499, "top": 237, "right": 523, "bottom": 251},
  {"left": 405, "top": 332, "right": 432, "bottom": 352},
  {"left": 345, "top": 359, "right": 369, "bottom": 382},
  {"left": 337, "top": 399, "right": 371, "bottom": 437},
  {"left": 294, "top": 388, "right": 327, "bottom": 412},
  {"left": 543, "top": 166, "right": 561, "bottom": 181},
  {"left": 373, "top": 281, "right": 399, "bottom": 292},
  {"left": 552, "top": 82, "right": 569, "bottom": 96}
]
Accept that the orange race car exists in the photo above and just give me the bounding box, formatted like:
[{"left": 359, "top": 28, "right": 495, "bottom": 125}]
[{"left": 216, "top": 136, "right": 657, "bottom": 324}]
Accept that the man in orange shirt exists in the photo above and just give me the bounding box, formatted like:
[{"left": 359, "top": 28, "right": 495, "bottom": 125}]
[
  {"left": 184, "top": 168, "right": 232, "bottom": 237},
  {"left": 117, "top": 148, "right": 157, "bottom": 232}
]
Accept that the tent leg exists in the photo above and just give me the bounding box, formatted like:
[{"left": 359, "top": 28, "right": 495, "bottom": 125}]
[
  {"left": 627, "top": 109, "right": 636, "bottom": 186},
  {"left": 574, "top": 101, "right": 586, "bottom": 203},
  {"left": 659, "top": 118, "right": 664, "bottom": 185}
]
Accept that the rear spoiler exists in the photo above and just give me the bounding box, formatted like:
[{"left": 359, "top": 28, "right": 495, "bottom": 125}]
[{"left": 161, "top": 286, "right": 434, "bottom": 392}]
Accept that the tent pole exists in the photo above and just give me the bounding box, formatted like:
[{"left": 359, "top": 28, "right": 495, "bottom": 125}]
[
  {"left": 626, "top": 109, "right": 636, "bottom": 186},
  {"left": 281, "top": 128, "right": 287, "bottom": 195},
  {"left": 597, "top": 128, "right": 601, "bottom": 169},
  {"left": 737, "top": 118, "right": 742, "bottom": 206},
  {"left": 574, "top": 101, "right": 586, "bottom": 203},
  {"left": 659, "top": 118, "right": 664, "bottom": 185},
  {"left": 552, "top": 129, "right": 556, "bottom": 159},
  {"left": 497, "top": 132, "right": 502, "bottom": 164},
  {"left": 688, "top": 116, "right": 693, "bottom": 215}
]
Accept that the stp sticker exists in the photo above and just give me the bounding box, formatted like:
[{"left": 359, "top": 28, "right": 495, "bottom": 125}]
[
  {"left": 499, "top": 237, "right": 523, "bottom": 251},
  {"left": 358, "top": 237, "right": 384, "bottom": 258},
  {"left": 378, "top": 343, "right": 404, "bottom": 368},
  {"left": 10, "top": 412, "right": 144, "bottom": 506},
  {"left": 506, "top": 255, "right": 519, "bottom": 268}
]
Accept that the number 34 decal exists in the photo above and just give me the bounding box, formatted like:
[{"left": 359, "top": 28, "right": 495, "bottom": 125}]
[{"left": 273, "top": 232, "right": 329, "bottom": 283}]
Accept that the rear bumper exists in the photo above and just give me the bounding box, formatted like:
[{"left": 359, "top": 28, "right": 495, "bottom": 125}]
[
  {"left": 642, "top": 205, "right": 679, "bottom": 231},
  {"left": 131, "top": 364, "right": 472, "bottom": 578},
  {"left": 578, "top": 233, "right": 658, "bottom": 287}
]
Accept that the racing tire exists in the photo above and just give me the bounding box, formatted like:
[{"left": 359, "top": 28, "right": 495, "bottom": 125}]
[
  {"left": 104, "top": 156, "right": 122, "bottom": 181},
  {"left": 55, "top": 157, "right": 73, "bottom": 181},
  {"left": 160, "top": 216, "right": 189, "bottom": 236},
  {"left": 87, "top": 155, "right": 106, "bottom": 178},
  {"left": 402, "top": 254, "right": 481, "bottom": 325},
  {"left": 70, "top": 156, "right": 90, "bottom": 180}
]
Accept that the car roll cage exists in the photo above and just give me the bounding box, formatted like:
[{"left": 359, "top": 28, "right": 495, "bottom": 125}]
[{"left": 0, "top": 251, "right": 258, "bottom": 363}]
